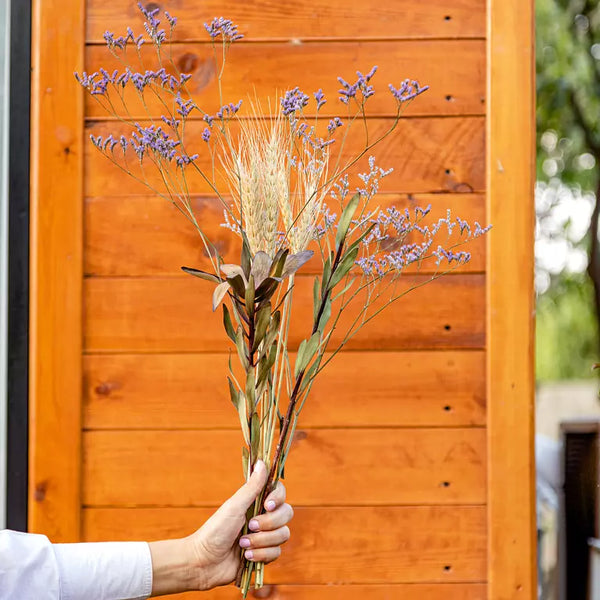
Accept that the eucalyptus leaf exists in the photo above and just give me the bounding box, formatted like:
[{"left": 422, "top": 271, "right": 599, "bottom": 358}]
[
  {"left": 281, "top": 250, "right": 314, "bottom": 279},
  {"left": 181, "top": 266, "right": 220, "bottom": 283},
  {"left": 222, "top": 304, "right": 236, "bottom": 342},
  {"left": 335, "top": 193, "right": 360, "bottom": 250},
  {"left": 227, "top": 273, "right": 246, "bottom": 298},
  {"left": 295, "top": 332, "right": 320, "bottom": 377},
  {"left": 252, "top": 302, "right": 272, "bottom": 352},
  {"left": 245, "top": 275, "right": 255, "bottom": 316},
  {"left": 221, "top": 264, "right": 246, "bottom": 281},
  {"left": 212, "top": 281, "right": 230, "bottom": 311},
  {"left": 329, "top": 246, "right": 359, "bottom": 288},
  {"left": 250, "top": 251, "right": 272, "bottom": 287},
  {"left": 235, "top": 326, "right": 249, "bottom": 370},
  {"left": 250, "top": 412, "right": 260, "bottom": 461}
]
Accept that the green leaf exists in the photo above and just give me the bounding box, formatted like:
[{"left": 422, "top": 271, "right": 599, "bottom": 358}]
[
  {"left": 255, "top": 276, "right": 281, "bottom": 302},
  {"left": 242, "top": 446, "right": 250, "bottom": 477},
  {"left": 317, "top": 296, "right": 332, "bottom": 332},
  {"left": 262, "top": 310, "right": 281, "bottom": 353},
  {"left": 235, "top": 327, "right": 249, "bottom": 370},
  {"left": 329, "top": 247, "right": 359, "bottom": 288},
  {"left": 321, "top": 252, "right": 333, "bottom": 295},
  {"left": 333, "top": 277, "right": 355, "bottom": 300},
  {"left": 222, "top": 304, "right": 236, "bottom": 342},
  {"left": 257, "top": 342, "right": 278, "bottom": 386},
  {"left": 228, "top": 377, "right": 249, "bottom": 445},
  {"left": 250, "top": 412, "right": 260, "bottom": 461},
  {"left": 181, "top": 266, "right": 220, "bottom": 283},
  {"left": 245, "top": 275, "right": 255, "bottom": 317},
  {"left": 300, "top": 354, "right": 322, "bottom": 392},
  {"left": 270, "top": 249, "right": 289, "bottom": 278},
  {"left": 313, "top": 276, "right": 320, "bottom": 321},
  {"left": 252, "top": 302, "right": 272, "bottom": 353},
  {"left": 227, "top": 376, "right": 239, "bottom": 408},
  {"left": 212, "top": 281, "right": 230, "bottom": 311},
  {"left": 245, "top": 369, "right": 256, "bottom": 409},
  {"left": 295, "top": 332, "right": 320, "bottom": 377},
  {"left": 281, "top": 250, "right": 314, "bottom": 278},
  {"left": 335, "top": 193, "right": 360, "bottom": 250}
]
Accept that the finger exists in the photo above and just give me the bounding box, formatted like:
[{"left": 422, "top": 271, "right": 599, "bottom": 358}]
[
  {"left": 225, "top": 460, "right": 267, "bottom": 513},
  {"left": 243, "top": 546, "right": 282, "bottom": 564},
  {"left": 239, "top": 526, "right": 290, "bottom": 550},
  {"left": 264, "top": 481, "right": 286, "bottom": 512},
  {"left": 248, "top": 503, "right": 293, "bottom": 532}
]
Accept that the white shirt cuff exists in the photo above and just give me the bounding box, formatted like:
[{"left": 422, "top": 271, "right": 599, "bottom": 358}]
[{"left": 52, "top": 541, "right": 153, "bottom": 600}]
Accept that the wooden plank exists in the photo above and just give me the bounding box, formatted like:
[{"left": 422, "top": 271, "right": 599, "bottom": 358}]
[
  {"left": 154, "top": 584, "right": 487, "bottom": 600},
  {"left": 82, "top": 428, "right": 486, "bottom": 506},
  {"left": 86, "top": 0, "right": 486, "bottom": 42},
  {"left": 84, "top": 117, "right": 486, "bottom": 197},
  {"left": 83, "top": 506, "right": 487, "bottom": 583},
  {"left": 84, "top": 41, "right": 486, "bottom": 119},
  {"left": 84, "top": 274, "right": 486, "bottom": 352},
  {"left": 28, "top": 0, "right": 84, "bottom": 541},
  {"left": 486, "top": 0, "right": 536, "bottom": 597},
  {"left": 84, "top": 194, "right": 486, "bottom": 277},
  {"left": 83, "top": 350, "right": 486, "bottom": 429}
]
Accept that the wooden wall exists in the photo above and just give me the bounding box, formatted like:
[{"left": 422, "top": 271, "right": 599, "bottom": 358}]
[{"left": 29, "top": 0, "right": 535, "bottom": 598}]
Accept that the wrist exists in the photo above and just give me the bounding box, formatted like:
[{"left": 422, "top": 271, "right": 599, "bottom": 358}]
[{"left": 148, "top": 537, "right": 198, "bottom": 596}]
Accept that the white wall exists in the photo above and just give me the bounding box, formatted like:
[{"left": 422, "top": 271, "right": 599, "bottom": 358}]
[{"left": 0, "top": 1, "right": 10, "bottom": 529}]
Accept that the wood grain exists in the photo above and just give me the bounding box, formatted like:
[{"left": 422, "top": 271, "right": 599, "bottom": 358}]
[
  {"left": 29, "top": 0, "right": 84, "bottom": 541},
  {"left": 86, "top": 0, "right": 486, "bottom": 42},
  {"left": 83, "top": 506, "right": 486, "bottom": 582},
  {"left": 84, "top": 41, "right": 486, "bottom": 118},
  {"left": 83, "top": 117, "right": 485, "bottom": 197},
  {"left": 153, "top": 584, "right": 487, "bottom": 600},
  {"left": 84, "top": 274, "right": 485, "bottom": 352},
  {"left": 84, "top": 193, "right": 486, "bottom": 277},
  {"left": 83, "top": 350, "right": 486, "bottom": 429},
  {"left": 82, "top": 428, "right": 486, "bottom": 506},
  {"left": 486, "top": 0, "right": 536, "bottom": 597}
]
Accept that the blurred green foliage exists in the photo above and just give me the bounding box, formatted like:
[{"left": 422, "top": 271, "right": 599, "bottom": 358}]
[{"left": 536, "top": 0, "right": 600, "bottom": 380}]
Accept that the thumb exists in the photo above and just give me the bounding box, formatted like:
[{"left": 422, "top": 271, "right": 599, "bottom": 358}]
[{"left": 227, "top": 460, "right": 268, "bottom": 513}]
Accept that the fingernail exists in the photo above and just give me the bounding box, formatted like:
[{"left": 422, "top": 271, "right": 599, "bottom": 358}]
[
  {"left": 239, "top": 537, "right": 251, "bottom": 548},
  {"left": 266, "top": 500, "right": 276, "bottom": 511},
  {"left": 249, "top": 519, "right": 260, "bottom": 531},
  {"left": 252, "top": 460, "right": 264, "bottom": 474},
  {"left": 245, "top": 550, "right": 254, "bottom": 560}
]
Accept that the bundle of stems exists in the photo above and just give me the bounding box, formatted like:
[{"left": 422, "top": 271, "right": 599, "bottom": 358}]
[{"left": 77, "top": 4, "right": 490, "bottom": 595}]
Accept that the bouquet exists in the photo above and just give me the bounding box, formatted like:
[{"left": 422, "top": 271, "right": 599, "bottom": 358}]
[{"left": 77, "top": 4, "right": 490, "bottom": 595}]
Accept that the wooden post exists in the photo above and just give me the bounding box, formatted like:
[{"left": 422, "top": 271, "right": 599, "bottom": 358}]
[
  {"left": 487, "top": 0, "right": 536, "bottom": 597},
  {"left": 29, "top": 0, "right": 84, "bottom": 541}
]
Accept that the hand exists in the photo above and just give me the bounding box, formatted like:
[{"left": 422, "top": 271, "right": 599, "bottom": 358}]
[{"left": 149, "top": 460, "right": 293, "bottom": 596}]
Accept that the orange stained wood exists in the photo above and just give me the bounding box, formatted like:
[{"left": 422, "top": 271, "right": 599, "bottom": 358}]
[
  {"left": 83, "top": 350, "right": 486, "bottom": 429},
  {"left": 83, "top": 506, "right": 487, "bottom": 582},
  {"left": 86, "top": 0, "right": 486, "bottom": 41},
  {"left": 150, "top": 584, "right": 487, "bottom": 600},
  {"left": 29, "top": 0, "right": 84, "bottom": 541},
  {"left": 486, "top": 0, "right": 536, "bottom": 597},
  {"left": 84, "top": 40, "right": 486, "bottom": 118},
  {"left": 84, "top": 117, "right": 485, "bottom": 196},
  {"left": 84, "top": 193, "right": 486, "bottom": 277},
  {"left": 83, "top": 274, "right": 486, "bottom": 352},
  {"left": 82, "top": 428, "right": 486, "bottom": 506}
]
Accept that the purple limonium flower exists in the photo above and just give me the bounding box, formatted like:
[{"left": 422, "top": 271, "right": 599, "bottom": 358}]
[
  {"left": 204, "top": 17, "right": 244, "bottom": 42},
  {"left": 338, "top": 65, "right": 378, "bottom": 104},
  {"left": 216, "top": 100, "right": 242, "bottom": 119},
  {"left": 175, "top": 93, "right": 196, "bottom": 118},
  {"left": 164, "top": 11, "right": 178, "bottom": 28},
  {"left": 131, "top": 123, "right": 181, "bottom": 162},
  {"left": 203, "top": 114, "right": 215, "bottom": 127},
  {"left": 327, "top": 117, "right": 343, "bottom": 134},
  {"left": 314, "top": 89, "right": 326, "bottom": 110},
  {"left": 176, "top": 153, "right": 199, "bottom": 167},
  {"left": 388, "top": 79, "right": 429, "bottom": 103},
  {"left": 201, "top": 128, "right": 211, "bottom": 142},
  {"left": 281, "top": 87, "right": 309, "bottom": 116}
]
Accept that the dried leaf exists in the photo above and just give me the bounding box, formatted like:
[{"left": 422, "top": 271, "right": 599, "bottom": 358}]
[
  {"left": 335, "top": 193, "right": 360, "bottom": 250},
  {"left": 241, "top": 234, "right": 252, "bottom": 278},
  {"left": 255, "top": 276, "right": 281, "bottom": 302},
  {"left": 222, "top": 304, "right": 236, "bottom": 342},
  {"left": 245, "top": 275, "right": 255, "bottom": 316},
  {"left": 250, "top": 251, "right": 272, "bottom": 287},
  {"left": 295, "top": 332, "right": 320, "bottom": 377},
  {"left": 181, "top": 266, "right": 220, "bottom": 283},
  {"left": 281, "top": 250, "right": 314, "bottom": 279},
  {"left": 227, "top": 273, "right": 246, "bottom": 298},
  {"left": 333, "top": 277, "right": 355, "bottom": 300},
  {"left": 212, "top": 281, "right": 230, "bottom": 311},
  {"left": 242, "top": 446, "right": 250, "bottom": 478},
  {"left": 317, "top": 296, "right": 332, "bottom": 332},
  {"left": 329, "top": 246, "right": 359, "bottom": 288},
  {"left": 245, "top": 369, "right": 256, "bottom": 409},
  {"left": 250, "top": 412, "right": 260, "bottom": 461},
  {"left": 252, "top": 302, "right": 272, "bottom": 352},
  {"left": 221, "top": 263, "right": 246, "bottom": 281},
  {"left": 313, "top": 276, "right": 320, "bottom": 321},
  {"left": 270, "top": 248, "right": 289, "bottom": 278},
  {"left": 235, "top": 326, "right": 249, "bottom": 371}
]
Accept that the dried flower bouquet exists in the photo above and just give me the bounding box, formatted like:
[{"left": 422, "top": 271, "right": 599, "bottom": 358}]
[{"left": 77, "top": 4, "right": 490, "bottom": 596}]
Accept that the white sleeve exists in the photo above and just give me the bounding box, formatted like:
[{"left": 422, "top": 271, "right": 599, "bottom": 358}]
[{"left": 0, "top": 530, "right": 153, "bottom": 600}]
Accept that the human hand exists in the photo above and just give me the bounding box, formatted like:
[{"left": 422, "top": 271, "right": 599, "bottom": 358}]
[{"left": 149, "top": 460, "right": 293, "bottom": 596}]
